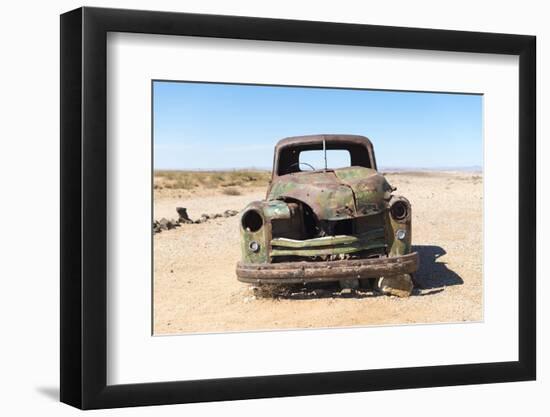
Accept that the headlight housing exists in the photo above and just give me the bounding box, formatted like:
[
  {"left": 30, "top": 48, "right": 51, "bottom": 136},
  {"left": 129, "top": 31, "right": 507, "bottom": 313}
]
[
  {"left": 241, "top": 209, "right": 263, "bottom": 232},
  {"left": 389, "top": 198, "right": 410, "bottom": 222}
]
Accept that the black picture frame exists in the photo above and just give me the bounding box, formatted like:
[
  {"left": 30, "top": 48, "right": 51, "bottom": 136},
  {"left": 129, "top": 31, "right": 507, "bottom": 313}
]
[{"left": 60, "top": 6, "right": 536, "bottom": 410}]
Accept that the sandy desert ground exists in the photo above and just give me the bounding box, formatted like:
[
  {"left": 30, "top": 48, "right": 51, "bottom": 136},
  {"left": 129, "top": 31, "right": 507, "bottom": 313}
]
[{"left": 153, "top": 171, "right": 483, "bottom": 334}]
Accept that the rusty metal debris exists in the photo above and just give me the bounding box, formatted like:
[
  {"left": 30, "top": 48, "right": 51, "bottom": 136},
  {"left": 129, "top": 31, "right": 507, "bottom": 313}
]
[
  {"left": 236, "top": 134, "right": 418, "bottom": 297},
  {"left": 176, "top": 207, "right": 193, "bottom": 224}
]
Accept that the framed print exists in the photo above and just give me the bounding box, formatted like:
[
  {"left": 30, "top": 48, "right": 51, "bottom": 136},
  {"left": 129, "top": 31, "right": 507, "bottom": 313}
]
[{"left": 60, "top": 6, "right": 536, "bottom": 409}]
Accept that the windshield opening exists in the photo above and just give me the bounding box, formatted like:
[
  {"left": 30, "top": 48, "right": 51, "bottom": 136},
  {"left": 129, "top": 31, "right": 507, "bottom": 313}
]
[
  {"left": 298, "top": 150, "right": 351, "bottom": 171},
  {"left": 276, "top": 142, "right": 372, "bottom": 175}
]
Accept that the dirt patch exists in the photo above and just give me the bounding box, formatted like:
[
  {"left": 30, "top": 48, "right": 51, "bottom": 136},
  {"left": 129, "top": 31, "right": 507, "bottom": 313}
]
[{"left": 153, "top": 171, "right": 483, "bottom": 334}]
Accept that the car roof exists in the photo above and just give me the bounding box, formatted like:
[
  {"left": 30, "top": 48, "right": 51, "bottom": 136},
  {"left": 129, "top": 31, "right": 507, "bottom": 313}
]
[{"left": 274, "top": 134, "right": 373, "bottom": 150}]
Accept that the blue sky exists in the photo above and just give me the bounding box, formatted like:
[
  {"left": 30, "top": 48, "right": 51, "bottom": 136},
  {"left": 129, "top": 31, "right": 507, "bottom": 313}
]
[{"left": 153, "top": 81, "right": 482, "bottom": 170}]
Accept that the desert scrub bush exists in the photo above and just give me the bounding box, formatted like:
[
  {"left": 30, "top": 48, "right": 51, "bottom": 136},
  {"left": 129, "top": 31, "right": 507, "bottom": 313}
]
[
  {"left": 222, "top": 181, "right": 243, "bottom": 187},
  {"left": 154, "top": 170, "right": 270, "bottom": 190},
  {"left": 173, "top": 178, "right": 196, "bottom": 189},
  {"left": 221, "top": 187, "right": 241, "bottom": 196}
]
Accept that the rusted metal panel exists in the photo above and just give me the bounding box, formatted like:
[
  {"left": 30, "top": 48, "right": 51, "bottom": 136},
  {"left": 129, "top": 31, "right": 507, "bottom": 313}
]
[
  {"left": 236, "top": 252, "right": 419, "bottom": 284},
  {"left": 334, "top": 167, "right": 394, "bottom": 216},
  {"left": 274, "top": 134, "right": 374, "bottom": 151},
  {"left": 267, "top": 167, "right": 393, "bottom": 221},
  {"left": 272, "top": 134, "right": 377, "bottom": 175},
  {"left": 270, "top": 242, "right": 386, "bottom": 257},
  {"left": 271, "top": 228, "right": 384, "bottom": 248},
  {"left": 239, "top": 202, "right": 271, "bottom": 264},
  {"left": 267, "top": 171, "right": 356, "bottom": 221},
  {"left": 262, "top": 200, "right": 292, "bottom": 219}
]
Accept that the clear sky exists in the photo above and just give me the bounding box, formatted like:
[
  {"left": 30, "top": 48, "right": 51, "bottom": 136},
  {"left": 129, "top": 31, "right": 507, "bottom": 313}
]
[{"left": 153, "top": 81, "right": 482, "bottom": 170}]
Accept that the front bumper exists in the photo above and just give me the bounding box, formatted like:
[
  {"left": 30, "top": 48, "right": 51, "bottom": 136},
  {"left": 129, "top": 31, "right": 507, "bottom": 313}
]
[{"left": 236, "top": 252, "right": 419, "bottom": 284}]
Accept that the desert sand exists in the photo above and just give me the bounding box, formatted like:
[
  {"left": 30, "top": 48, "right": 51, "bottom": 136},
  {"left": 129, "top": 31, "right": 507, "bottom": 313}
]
[{"left": 153, "top": 171, "right": 483, "bottom": 334}]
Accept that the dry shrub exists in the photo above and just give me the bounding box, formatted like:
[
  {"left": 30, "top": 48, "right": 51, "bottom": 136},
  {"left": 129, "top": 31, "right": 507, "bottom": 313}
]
[
  {"left": 221, "top": 187, "right": 241, "bottom": 196},
  {"left": 154, "top": 170, "right": 270, "bottom": 190}
]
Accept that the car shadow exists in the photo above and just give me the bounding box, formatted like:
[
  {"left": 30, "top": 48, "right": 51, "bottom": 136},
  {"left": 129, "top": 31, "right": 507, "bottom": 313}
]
[
  {"left": 411, "top": 245, "right": 464, "bottom": 294},
  {"left": 254, "top": 244, "right": 462, "bottom": 300}
]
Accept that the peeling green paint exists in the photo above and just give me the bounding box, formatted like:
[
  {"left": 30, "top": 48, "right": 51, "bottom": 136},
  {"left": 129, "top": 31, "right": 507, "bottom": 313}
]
[
  {"left": 271, "top": 228, "right": 384, "bottom": 248},
  {"left": 267, "top": 168, "right": 391, "bottom": 221},
  {"left": 263, "top": 200, "right": 291, "bottom": 219},
  {"left": 240, "top": 227, "right": 269, "bottom": 264},
  {"left": 270, "top": 228, "right": 386, "bottom": 257},
  {"left": 270, "top": 242, "right": 387, "bottom": 257},
  {"left": 334, "top": 167, "right": 394, "bottom": 216}
]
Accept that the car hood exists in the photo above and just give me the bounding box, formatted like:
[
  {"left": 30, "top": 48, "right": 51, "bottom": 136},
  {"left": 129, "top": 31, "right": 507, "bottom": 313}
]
[{"left": 267, "top": 166, "right": 393, "bottom": 221}]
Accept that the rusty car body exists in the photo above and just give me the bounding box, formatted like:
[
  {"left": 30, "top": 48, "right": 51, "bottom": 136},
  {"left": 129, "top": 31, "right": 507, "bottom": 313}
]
[{"left": 236, "top": 134, "right": 419, "bottom": 296}]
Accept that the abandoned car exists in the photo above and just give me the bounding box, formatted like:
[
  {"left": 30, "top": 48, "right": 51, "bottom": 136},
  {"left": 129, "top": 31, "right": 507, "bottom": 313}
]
[{"left": 236, "top": 134, "right": 419, "bottom": 297}]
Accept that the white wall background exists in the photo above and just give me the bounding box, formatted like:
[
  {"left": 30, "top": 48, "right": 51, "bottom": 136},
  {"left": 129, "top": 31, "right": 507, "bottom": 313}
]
[{"left": 0, "top": 0, "right": 545, "bottom": 415}]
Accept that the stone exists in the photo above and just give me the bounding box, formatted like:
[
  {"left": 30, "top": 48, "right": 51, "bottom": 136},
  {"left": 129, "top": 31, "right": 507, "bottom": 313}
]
[
  {"left": 375, "top": 274, "right": 414, "bottom": 298},
  {"left": 223, "top": 209, "right": 239, "bottom": 217},
  {"left": 159, "top": 218, "right": 169, "bottom": 230}
]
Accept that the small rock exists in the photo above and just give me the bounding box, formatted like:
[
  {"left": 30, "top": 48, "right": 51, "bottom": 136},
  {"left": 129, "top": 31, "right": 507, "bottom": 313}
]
[
  {"left": 159, "top": 218, "right": 169, "bottom": 230},
  {"left": 152, "top": 221, "right": 161, "bottom": 233}
]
